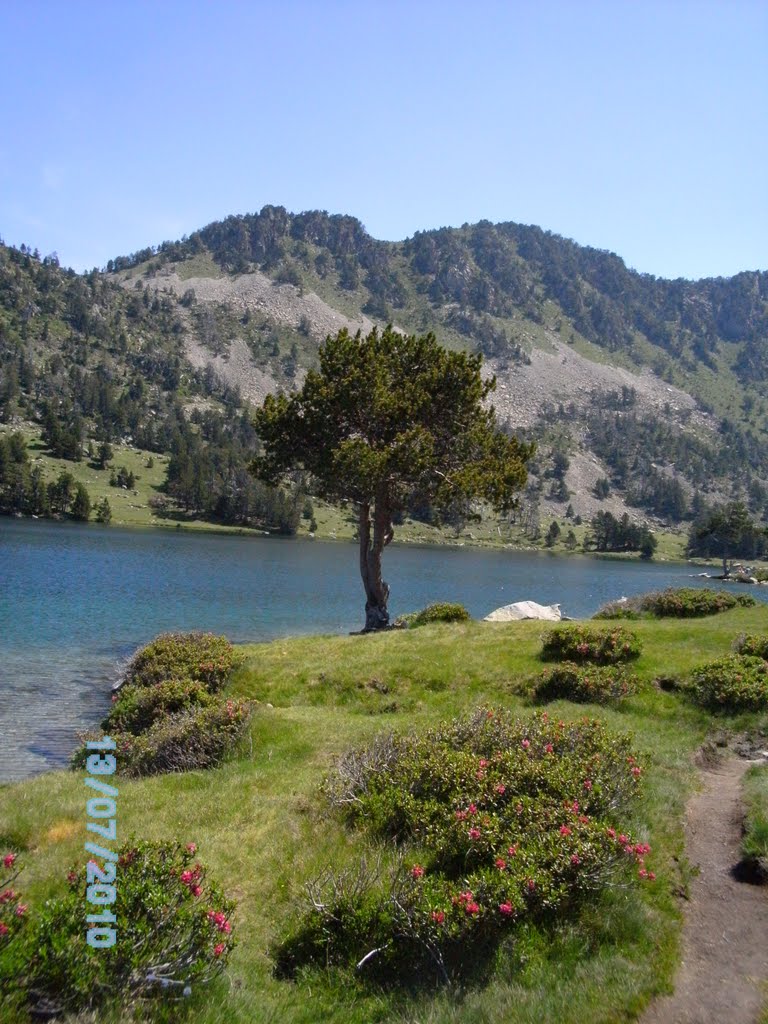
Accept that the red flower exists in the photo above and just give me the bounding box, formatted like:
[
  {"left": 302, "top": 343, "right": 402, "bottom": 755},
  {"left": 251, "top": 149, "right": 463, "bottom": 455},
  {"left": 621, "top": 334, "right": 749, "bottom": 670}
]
[
  {"left": 495, "top": 858, "right": 507, "bottom": 870},
  {"left": 191, "top": 885, "right": 202, "bottom": 897},
  {"left": 2, "top": 854, "right": 16, "bottom": 870},
  {"left": 464, "top": 901, "right": 480, "bottom": 914},
  {"left": 606, "top": 827, "right": 616, "bottom": 839},
  {"left": 214, "top": 942, "right": 226, "bottom": 957},
  {"left": 67, "top": 870, "right": 78, "bottom": 884},
  {"left": 526, "top": 878, "right": 536, "bottom": 891},
  {"left": 0, "top": 890, "right": 16, "bottom": 904},
  {"left": 544, "top": 743, "right": 554, "bottom": 754},
  {"left": 559, "top": 825, "right": 572, "bottom": 836},
  {"left": 431, "top": 910, "right": 445, "bottom": 924},
  {"left": 411, "top": 865, "right": 425, "bottom": 879},
  {"left": 498, "top": 902, "right": 514, "bottom": 915}
]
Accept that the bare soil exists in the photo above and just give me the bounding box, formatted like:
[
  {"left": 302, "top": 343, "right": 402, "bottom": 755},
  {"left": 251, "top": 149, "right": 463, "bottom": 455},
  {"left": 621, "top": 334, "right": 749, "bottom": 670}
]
[{"left": 641, "top": 757, "right": 768, "bottom": 1024}]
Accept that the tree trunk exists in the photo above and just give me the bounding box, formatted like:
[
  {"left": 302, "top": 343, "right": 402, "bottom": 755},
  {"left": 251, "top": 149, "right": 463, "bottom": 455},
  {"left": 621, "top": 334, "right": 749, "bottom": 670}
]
[{"left": 358, "top": 497, "right": 394, "bottom": 631}]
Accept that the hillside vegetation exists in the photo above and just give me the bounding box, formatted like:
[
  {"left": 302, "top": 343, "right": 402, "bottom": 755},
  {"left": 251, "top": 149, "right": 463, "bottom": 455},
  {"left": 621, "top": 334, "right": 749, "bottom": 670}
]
[{"left": 2, "top": 207, "right": 767, "bottom": 545}]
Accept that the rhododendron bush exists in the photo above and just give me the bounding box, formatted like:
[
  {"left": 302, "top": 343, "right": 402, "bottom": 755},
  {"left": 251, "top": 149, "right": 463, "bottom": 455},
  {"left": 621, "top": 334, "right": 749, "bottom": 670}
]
[
  {"left": 541, "top": 625, "right": 642, "bottom": 665},
  {"left": 0, "top": 842, "right": 235, "bottom": 1017},
  {"left": 274, "top": 707, "right": 654, "bottom": 983},
  {"left": 536, "top": 663, "right": 639, "bottom": 706}
]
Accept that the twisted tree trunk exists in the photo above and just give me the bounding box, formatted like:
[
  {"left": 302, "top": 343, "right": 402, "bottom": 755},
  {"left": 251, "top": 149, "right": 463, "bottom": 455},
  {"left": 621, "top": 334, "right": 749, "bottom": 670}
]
[{"left": 358, "top": 495, "right": 394, "bottom": 631}]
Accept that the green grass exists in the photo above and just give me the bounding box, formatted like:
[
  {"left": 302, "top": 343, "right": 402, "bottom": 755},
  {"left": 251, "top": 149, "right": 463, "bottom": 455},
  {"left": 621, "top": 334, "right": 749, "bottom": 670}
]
[
  {"left": 742, "top": 764, "right": 768, "bottom": 862},
  {"left": 2, "top": 604, "right": 768, "bottom": 1022}
]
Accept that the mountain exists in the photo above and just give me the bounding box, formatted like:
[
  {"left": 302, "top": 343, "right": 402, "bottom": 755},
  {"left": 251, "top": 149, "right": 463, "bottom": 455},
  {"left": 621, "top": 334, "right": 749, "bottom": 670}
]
[{"left": 2, "top": 208, "right": 767, "bottom": 544}]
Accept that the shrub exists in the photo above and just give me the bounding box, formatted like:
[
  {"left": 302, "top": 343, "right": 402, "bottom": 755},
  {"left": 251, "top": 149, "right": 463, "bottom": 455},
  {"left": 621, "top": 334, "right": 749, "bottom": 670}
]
[
  {"left": 0, "top": 852, "right": 27, "bottom": 952},
  {"left": 541, "top": 624, "right": 642, "bottom": 664},
  {"left": 535, "top": 663, "right": 639, "bottom": 706},
  {"left": 395, "top": 602, "right": 471, "bottom": 628},
  {"left": 113, "top": 698, "right": 254, "bottom": 777},
  {"left": 690, "top": 655, "right": 768, "bottom": 712},
  {"left": 3, "top": 841, "right": 234, "bottom": 1017},
  {"left": 103, "top": 678, "right": 216, "bottom": 735},
  {"left": 275, "top": 708, "right": 653, "bottom": 983},
  {"left": 594, "top": 587, "right": 756, "bottom": 620},
  {"left": 734, "top": 633, "right": 768, "bottom": 660},
  {"left": 123, "top": 632, "right": 242, "bottom": 691}
]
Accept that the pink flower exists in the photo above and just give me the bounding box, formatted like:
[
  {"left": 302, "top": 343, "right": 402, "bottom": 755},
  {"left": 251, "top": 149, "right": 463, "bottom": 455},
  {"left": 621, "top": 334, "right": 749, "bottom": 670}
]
[
  {"left": 516, "top": 803, "right": 523, "bottom": 815},
  {"left": 478, "top": 759, "right": 489, "bottom": 768},
  {"left": 2, "top": 854, "right": 16, "bottom": 870},
  {"left": 0, "top": 922, "right": 8, "bottom": 937},
  {"left": 495, "top": 858, "right": 507, "bottom": 870},
  {"left": 186, "top": 843, "right": 197, "bottom": 854},
  {"left": 544, "top": 743, "right": 554, "bottom": 754},
  {"left": 606, "top": 827, "right": 616, "bottom": 839},
  {"left": 631, "top": 766, "right": 642, "bottom": 777},
  {"left": 14, "top": 904, "right": 27, "bottom": 917},
  {"left": 571, "top": 854, "right": 580, "bottom": 865},
  {"left": 464, "top": 901, "right": 480, "bottom": 914},
  {"left": 431, "top": 910, "right": 445, "bottom": 924},
  {"left": 527, "top": 878, "right": 536, "bottom": 891},
  {"left": 468, "top": 803, "right": 478, "bottom": 815},
  {"left": 522, "top": 739, "right": 530, "bottom": 749},
  {"left": 618, "top": 834, "right": 629, "bottom": 845},
  {"left": 0, "top": 890, "right": 16, "bottom": 904},
  {"left": 498, "top": 902, "right": 514, "bottom": 915},
  {"left": 468, "top": 827, "right": 481, "bottom": 840},
  {"left": 411, "top": 865, "right": 425, "bottom": 879},
  {"left": 214, "top": 942, "right": 226, "bottom": 957},
  {"left": 583, "top": 779, "right": 593, "bottom": 790},
  {"left": 648, "top": 871, "right": 656, "bottom": 881},
  {"left": 559, "top": 825, "right": 572, "bottom": 836},
  {"left": 495, "top": 784, "right": 506, "bottom": 795},
  {"left": 476, "top": 770, "right": 485, "bottom": 780},
  {"left": 638, "top": 868, "right": 648, "bottom": 879},
  {"left": 508, "top": 844, "right": 518, "bottom": 856},
  {"left": 180, "top": 871, "right": 193, "bottom": 884},
  {"left": 191, "top": 885, "right": 202, "bottom": 897}
]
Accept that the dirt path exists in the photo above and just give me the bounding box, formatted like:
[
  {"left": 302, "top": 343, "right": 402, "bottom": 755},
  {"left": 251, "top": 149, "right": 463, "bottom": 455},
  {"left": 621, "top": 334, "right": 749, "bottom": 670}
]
[{"left": 641, "top": 757, "right": 768, "bottom": 1024}]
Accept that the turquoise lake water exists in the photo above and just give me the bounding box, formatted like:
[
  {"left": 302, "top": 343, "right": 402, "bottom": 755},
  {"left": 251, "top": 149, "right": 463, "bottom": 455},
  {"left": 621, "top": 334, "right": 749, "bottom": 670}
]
[{"left": 2, "top": 517, "right": 766, "bottom": 781}]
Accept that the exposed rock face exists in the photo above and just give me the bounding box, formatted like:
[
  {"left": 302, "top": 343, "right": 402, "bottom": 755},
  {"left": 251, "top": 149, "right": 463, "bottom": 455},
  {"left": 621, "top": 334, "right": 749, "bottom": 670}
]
[{"left": 484, "top": 601, "right": 562, "bottom": 622}]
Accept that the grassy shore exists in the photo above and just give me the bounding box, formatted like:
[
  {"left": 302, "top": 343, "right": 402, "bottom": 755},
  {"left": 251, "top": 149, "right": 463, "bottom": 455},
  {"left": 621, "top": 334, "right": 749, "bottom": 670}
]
[{"left": 2, "top": 604, "right": 767, "bottom": 1023}]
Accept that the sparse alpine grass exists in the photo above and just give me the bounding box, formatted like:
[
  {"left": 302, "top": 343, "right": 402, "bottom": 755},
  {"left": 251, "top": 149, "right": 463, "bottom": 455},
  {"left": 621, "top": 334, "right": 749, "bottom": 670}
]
[
  {"left": 535, "top": 663, "right": 639, "bottom": 706},
  {"left": 1, "top": 841, "right": 235, "bottom": 1018},
  {"left": 540, "top": 624, "right": 642, "bottom": 665},
  {"left": 690, "top": 654, "right": 768, "bottom": 712},
  {"left": 274, "top": 707, "right": 652, "bottom": 983},
  {"left": 595, "top": 587, "right": 756, "bottom": 620}
]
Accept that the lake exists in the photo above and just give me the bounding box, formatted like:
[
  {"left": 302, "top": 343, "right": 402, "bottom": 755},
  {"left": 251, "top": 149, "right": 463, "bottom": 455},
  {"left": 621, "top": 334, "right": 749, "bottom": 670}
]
[{"left": 2, "top": 518, "right": 766, "bottom": 781}]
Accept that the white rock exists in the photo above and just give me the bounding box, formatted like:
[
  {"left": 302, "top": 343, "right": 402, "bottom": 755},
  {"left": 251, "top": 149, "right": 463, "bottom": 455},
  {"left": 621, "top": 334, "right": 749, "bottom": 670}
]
[{"left": 484, "top": 601, "right": 562, "bottom": 622}]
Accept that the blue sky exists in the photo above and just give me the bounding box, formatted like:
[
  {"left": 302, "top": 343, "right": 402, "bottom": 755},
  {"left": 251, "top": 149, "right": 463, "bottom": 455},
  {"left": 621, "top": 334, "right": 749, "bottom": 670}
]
[{"left": 0, "top": 0, "right": 765, "bottom": 279}]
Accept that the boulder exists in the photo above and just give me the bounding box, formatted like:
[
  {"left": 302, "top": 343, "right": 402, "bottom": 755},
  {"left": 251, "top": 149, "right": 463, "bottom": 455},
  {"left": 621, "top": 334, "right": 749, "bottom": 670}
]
[{"left": 484, "top": 601, "right": 562, "bottom": 622}]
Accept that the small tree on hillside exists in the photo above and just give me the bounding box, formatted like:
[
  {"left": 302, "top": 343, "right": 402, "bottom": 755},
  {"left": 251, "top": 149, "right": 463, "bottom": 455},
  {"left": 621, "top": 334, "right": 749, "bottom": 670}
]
[
  {"left": 252, "top": 326, "right": 533, "bottom": 630},
  {"left": 688, "top": 501, "right": 766, "bottom": 575}
]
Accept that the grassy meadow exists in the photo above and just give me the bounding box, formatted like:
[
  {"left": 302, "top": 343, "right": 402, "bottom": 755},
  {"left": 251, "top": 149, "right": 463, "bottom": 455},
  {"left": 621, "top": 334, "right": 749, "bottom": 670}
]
[{"left": 2, "top": 603, "right": 768, "bottom": 1023}]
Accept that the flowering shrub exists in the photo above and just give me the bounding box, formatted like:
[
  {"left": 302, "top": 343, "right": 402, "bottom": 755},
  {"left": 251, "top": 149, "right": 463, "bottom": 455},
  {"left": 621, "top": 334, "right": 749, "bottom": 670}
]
[
  {"left": 733, "top": 633, "right": 768, "bottom": 660},
  {"left": 535, "top": 663, "right": 639, "bottom": 706},
  {"left": 690, "top": 655, "right": 768, "bottom": 712},
  {"left": 103, "top": 678, "right": 217, "bottom": 735},
  {"left": 74, "top": 698, "right": 253, "bottom": 776},
  {"left": 123, "top": 633, "right": 243, "bottom": 691},
  {"left": 4, "top": 841, "right": 235, "bottom": 1017},
  {"left": 395, "top": 603, "right": 471, "bottom": 628},
  {"left": 595, "top": 588, "right": 756, "bottom": 620},
  {"left": 541, "top": 625, "right": 642, "bottom": 665},
  {"left": 275, "top": 707, "right": 653, "bottom": 983},
  {"left": 0, "top": 852, "right": 27, "bottom": 952}
]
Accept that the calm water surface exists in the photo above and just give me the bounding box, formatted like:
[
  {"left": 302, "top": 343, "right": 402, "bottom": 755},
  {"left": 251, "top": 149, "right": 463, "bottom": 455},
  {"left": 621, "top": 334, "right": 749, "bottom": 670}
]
[{"left": 2, "top": 518, "right": 766, "bottom": 780}]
